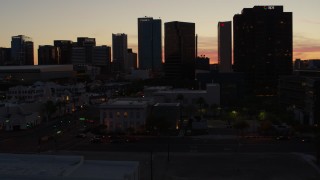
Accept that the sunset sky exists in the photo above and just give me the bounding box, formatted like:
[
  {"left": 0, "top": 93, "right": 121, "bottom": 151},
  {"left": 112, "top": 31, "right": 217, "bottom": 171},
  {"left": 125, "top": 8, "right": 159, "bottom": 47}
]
[{"left": 0, "top": 0, "right": 319, "bottom": 64}]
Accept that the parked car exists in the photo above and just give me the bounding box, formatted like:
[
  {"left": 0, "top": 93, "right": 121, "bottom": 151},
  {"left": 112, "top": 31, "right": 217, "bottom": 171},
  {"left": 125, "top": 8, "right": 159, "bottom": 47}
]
[
  {"left": 76, "top": 133, "right": 87, "bottom": 138},
  {"left": 275, "top": 136, "right": 290, "bottom": 140},
  {"left": 90, "top": 137, "right": 103, "bottom": 143}
]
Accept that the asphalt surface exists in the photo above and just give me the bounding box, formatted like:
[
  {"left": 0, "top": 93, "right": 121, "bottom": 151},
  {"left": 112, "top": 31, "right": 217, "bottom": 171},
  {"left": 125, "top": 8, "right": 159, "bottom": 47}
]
[{"left": 1, "top": 122, "right": 319, "bottom": 180}]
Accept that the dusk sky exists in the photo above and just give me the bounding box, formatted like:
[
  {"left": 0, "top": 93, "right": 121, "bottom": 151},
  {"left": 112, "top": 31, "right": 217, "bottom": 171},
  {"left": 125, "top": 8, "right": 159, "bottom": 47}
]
[{"left": 0, "top": 0, "right": 319, "bottom": 64}]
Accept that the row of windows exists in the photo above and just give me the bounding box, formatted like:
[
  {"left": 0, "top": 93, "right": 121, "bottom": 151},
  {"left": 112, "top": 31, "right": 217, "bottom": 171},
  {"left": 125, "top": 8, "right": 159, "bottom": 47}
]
[
  {"left": 104, "top": 111, "right": 141, "bottom": 119},
  {"left": 109, "top": 121, "right": 142, "bottom": 128},
  {"left": 8, "top": 90, "right": 43, "bottom": 94},
  {"left": 9, "top": 95, "right": 39, "bottom": 99}
]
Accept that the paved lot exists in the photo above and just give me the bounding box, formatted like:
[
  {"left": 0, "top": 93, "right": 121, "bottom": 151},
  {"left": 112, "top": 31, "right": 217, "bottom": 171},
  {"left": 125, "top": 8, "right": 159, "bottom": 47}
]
[{"left": 56, "top": 151, "right": 320, "bottom": 180}]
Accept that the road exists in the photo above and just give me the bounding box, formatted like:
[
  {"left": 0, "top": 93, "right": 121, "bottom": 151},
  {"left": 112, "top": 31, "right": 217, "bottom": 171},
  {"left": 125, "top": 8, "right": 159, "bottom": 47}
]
[{"left": 1, "top": 125, "right": 319, "bottom": 180}]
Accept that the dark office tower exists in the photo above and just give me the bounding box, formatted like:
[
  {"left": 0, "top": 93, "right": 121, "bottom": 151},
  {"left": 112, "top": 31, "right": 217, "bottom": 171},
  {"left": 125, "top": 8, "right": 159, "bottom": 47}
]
[
  {"left": 77, "top": 37, "right": 96, "bottom": 47},
  {"left": 218, "top": 21, "right": 232, "bottom": 72},
  {"left": 54, "top": 40, "right": 73, "bottom": 64},
  {"left": 11, "top": 35, "right": 34, "bottom": 65},
  {"left": 128, "top": 49, "right": 138, "bottom": 70},
  {"left": 112, "top": 33, "right": 128, "bottom": 73},
  {"left": 38, "top": 45, "right": 60, "bottom": 65},
  {"left": 233, "top": 6, "right": 292, "bottom": 95},
  {"left": 92, "top": 45, "right": 111, "bottom": 73},
  {"left": 164, "top": 21, "right": 195, "bottom": 80},
  {"left": 0, "top": 48, "right": 11, "bottom": 65},
  {"left": 138, "top": 17, "right": 162, "bottom": 71},
  {"left": 76, "top": 37, "right": 96, "bottom": 64},
  {"left": 71, "top": 47, "right": 86, "bottom": 64}
]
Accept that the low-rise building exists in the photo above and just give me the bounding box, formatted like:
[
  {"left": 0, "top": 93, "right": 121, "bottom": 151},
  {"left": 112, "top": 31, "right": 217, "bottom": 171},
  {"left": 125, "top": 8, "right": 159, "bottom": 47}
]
[
  {"left": 279, "top": 72, "right": 320, "bottom": 125},
  {"left": 152, "top": 84, "right": 220, "bottom": 106},
  {"left": 6, "top": 81, "right": 86, "bottom": 103},
  {"left": 100, "top": 98, "right": 151, "bottom": 133},
  {"left": 0, "top": 65, "right": 75, "bottom": 82},
  {"left": 0, "top": 103, "right": 42, "bottom": 131}
]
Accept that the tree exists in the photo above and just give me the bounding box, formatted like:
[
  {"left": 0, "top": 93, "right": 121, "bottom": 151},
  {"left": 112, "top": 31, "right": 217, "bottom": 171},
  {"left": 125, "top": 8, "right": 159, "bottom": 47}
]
[
  {"left": 43, "top": 100, "right": 57, "bottom": 123},
  {"left": 196, "top": 97, "right": 207, "bottom": 116},
  {"left": 233, "top": 120, "right": 250, "bottom": 137},
  {"left": 176, "top": 94, "right": 184, "bottom": 104},
  {"left": 210, "top": 104, "right": 219, "bottom": 117},
  {"left": 146, "top": 115, "right": 171, "bottom": 134}
]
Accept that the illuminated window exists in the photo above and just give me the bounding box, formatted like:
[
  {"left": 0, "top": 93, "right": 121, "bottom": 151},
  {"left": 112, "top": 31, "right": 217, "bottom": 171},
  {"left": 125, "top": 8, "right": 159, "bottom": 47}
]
[
  {"left": 124, "top": 112, "right": 128, "bottom": 118},
  {"left": 116, "top": 112, "right": 120, "bottom": 117}
]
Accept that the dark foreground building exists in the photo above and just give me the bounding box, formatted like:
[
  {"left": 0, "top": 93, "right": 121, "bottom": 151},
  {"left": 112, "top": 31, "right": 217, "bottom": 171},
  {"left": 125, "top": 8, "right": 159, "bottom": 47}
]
[
  {"left": 165, "top": 21, "right": 195, "bottom": 80},
  {"left": 279, "top": 70, "right": 320, "bottom": 125},
  {"left": 233, "top": 6, "right": 292, "bottom": 95}
]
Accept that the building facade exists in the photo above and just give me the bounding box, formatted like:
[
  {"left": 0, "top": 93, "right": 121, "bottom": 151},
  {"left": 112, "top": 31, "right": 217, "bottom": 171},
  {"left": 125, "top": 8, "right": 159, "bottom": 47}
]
[
  {"left": 92, "top": 45, "right": 111, "bottom": 73},
  {"left": 54, "top": 40, "right": 73, "bottom": 64},
  {"left": 127, "top": 49, "right": 138, "bottom": 70},
  {"left": 38, "top": 45, "right": 60, "bottom": 65},
  {"left": 11, "top": 35, "right": 34, "bottom": 65},
  {"left": 218, "top": 21, "right": 232, "bottom": 72},
  {"left": 138, "top": 17, "right": 162, "bottom": 71},
  {"left": 279, "top": 73, "right": 320, "bottom": 125},
  {"left": 112, "top": 34, "right": 128, "bottom": 73},
  {"left": 233, "top": 6, "right": 292, "bottom": 95},
  {"left": 72, "top": 37, "right": 96, "bottom": 65},
  {"left": 100, "top": 98, "right": 149, "bottom": 132},
  {"left": 195, "top": 56, "right": 210, "bottom": 71},
  {"left": 0, "top": 48, "right": 11, "bottom": 65},
  {"left": 165, "top": 21, "right": 195, "bottom": 80},
  {"left": 152, "top": 84, "right": 220, "bottom": 106}
]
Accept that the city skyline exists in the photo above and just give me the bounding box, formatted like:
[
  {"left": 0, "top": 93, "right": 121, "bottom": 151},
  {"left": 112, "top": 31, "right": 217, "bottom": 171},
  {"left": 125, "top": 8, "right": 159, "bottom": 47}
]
[{"left": 0, "top": 0, "right": 320, "bottom": 64}]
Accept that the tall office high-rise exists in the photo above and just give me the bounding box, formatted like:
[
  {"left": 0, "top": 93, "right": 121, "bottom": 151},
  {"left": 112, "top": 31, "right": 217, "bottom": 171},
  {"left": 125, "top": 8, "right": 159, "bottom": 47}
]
[
  {"left": 164, "top": 21, "right": 195, "bottom": 80},
  {"left": 72, "top": 37, "right": 96, "bottom": 64},
  {"left": 11, "top": 35, "right": 34, "bottom": 65},
  {"left": 92, "top": 45, "right": 111, "bottom": 73},
  {"left": 54, "top": 40, "right": 73, "bottom": 64},
  {"left": 0, "top": 48, "right": 11, "bottom": 65},
  {"left": 128, "top": 49, "right": 138, "bottom": 70},
  {"left": 112, "top": 33, "right": 128, "bottom": 73},
  {"left": 38, "top": 45, "right": 60, "bottom": 65},
  {"left": 233, "top": 6, "right": 292, "bottom": 94},
  {"left": 218, "top": 21, "right": 232, "bottom": 72},
  {"left": 138, "top": 17, "right": 162, "bottom": 71}
]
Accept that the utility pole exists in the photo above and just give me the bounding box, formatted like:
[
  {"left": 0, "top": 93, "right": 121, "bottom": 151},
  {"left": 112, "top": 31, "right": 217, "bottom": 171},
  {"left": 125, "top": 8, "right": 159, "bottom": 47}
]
[
  {"left": 150, "top": 149, "right": 153, "bottom": 180},
  {"left": 167, "top": 137, "right": 170, "bottom": 162}
]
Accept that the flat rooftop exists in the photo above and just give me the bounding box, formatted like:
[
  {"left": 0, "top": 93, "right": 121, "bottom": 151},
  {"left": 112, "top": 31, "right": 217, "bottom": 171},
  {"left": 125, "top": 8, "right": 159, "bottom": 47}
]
[
  {"left": 0, "top": 153, "right": 139, "bottom": 180},
  {"left": 0, "top": 65, "right": 74, "bottom": 72}
]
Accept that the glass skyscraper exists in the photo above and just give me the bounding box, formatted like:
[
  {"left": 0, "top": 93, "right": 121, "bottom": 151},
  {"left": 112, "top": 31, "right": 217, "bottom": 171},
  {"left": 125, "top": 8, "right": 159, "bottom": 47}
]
[
  {"left": 138, "top": 17, "right": 162, "bottom": 71},
  {"left": 11, "top": 35, "right": 34, "bottom": 65}
]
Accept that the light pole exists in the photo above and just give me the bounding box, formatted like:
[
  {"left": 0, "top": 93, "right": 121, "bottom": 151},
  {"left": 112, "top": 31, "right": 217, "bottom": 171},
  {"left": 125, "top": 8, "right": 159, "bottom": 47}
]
[{"left": 150, "top": 149, "right": 153, "bottom": 180}]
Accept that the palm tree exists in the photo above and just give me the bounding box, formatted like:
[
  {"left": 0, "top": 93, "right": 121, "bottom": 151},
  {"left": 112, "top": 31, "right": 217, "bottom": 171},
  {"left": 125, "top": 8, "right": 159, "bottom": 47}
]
[{"left": 196, "top": 97, "right": 206, "bottom": 116}]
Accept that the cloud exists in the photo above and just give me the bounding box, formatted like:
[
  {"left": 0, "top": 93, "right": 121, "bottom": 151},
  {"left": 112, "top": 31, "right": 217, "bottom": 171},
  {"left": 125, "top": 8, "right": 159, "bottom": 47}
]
[
  {"left": 197, "top": 36, "right": 217, "bottom": 49},
  {"left": 302, "top": 20, "right": 320, "bottom": 25},
  {"left": 293, "top": 33, "right": 320, "bottom": 59}
]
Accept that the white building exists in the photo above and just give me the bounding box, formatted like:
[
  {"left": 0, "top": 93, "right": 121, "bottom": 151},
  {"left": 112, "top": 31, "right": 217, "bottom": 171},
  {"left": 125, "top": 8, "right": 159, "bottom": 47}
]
[
  {"left": 6, "top": 82, "right": 86, "bottom": 103},
  {"left": 6, "top": 85, "right": 51, "bottom": 103},
  {"left": 100, "top": 98, "right": 150, "bottom": 132},
  {"left": 0, "top": 153, "right": 140, "bottom": 180},
  {"left": 0, "top": 103, "right": 42, "bottom": 131},
  {"left": 152, "top": 83, "right": 220, "bottom": 106}
]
